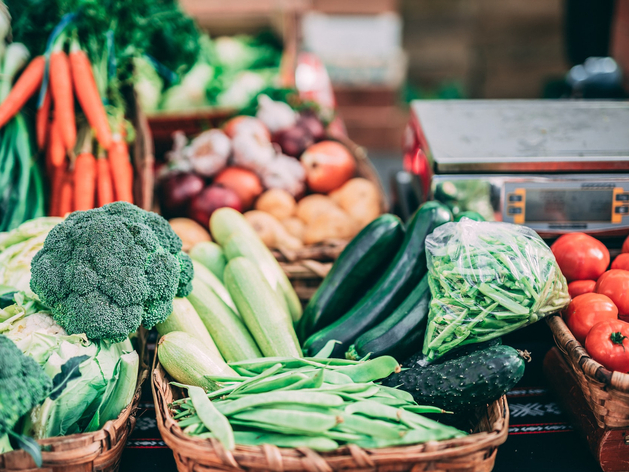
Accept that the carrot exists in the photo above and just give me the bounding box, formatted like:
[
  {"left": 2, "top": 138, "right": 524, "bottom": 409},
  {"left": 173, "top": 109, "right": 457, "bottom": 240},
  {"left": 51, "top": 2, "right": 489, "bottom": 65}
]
[
  {"left": 108, "top": 138, "right": 134, "bottom": 203},
  {"left": 49, "top": 51, "right": 76, "bottom": 153},
  {"left": 49, "top": 115, "right": 66, "bottom": 168},
  {"left": 96, "top": 157, "right": 114, "bottom": 207},
  {"left": 0, "top": 56, "right": 45, "bottom": 128},
  {"left": 58, "top": 168, "right": 74, "bottom": 217},
  {"left": 70, "top": 45, "right": 112, "bottom": 150},
  {"left": 36, "top": 89, "right": 51, "bottom": 150},
  {"left": 48, "top": 163, "right": 65, "bottom": 216},
  {"left": 73, "top": 152, "right": 96, "bottom": 211}
]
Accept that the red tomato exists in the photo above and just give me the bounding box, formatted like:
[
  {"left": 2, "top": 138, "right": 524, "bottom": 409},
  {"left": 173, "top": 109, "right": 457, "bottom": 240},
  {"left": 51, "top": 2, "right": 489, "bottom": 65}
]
[
  {"left": 622, "top": 235, "right": 629, "bottom": 254},
  {"left": 611, "top": 254, "right": 629, "bottom": 271},
  {"left": 564, "top": 293, "right": 618, "bottom": 344},
  {"left": 595, "top": 270, "right": 629, "bottom": 317},
  {"left": 550, "top": 233, "right": 610, "bottom": 282},
  {"left": 568, "top": 280, "right": 596, "bottom": 299},
  {"left": 585, "top": 319, "right": 629, "bottom": 372}
]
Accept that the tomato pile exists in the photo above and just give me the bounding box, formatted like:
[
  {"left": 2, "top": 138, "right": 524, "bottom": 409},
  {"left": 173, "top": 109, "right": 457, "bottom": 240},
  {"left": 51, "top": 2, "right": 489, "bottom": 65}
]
[{"left": 552, "top": 233, "right": 629, "bottom": 373}]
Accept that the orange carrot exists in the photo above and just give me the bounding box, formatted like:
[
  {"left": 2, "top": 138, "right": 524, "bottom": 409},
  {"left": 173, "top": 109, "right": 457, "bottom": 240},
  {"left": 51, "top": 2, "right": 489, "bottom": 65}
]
[
  {"left": 36, "top": 89, "right": 51, "bottom": 150},
  {"left": 0, "top": 56, "right": 45, "bottom": 128},
  {"left": 108, "top": 138, "right": 134, "bottom": 203},
  {"left": 96, "top": 157, "right": 114, "bottom": 207},
  {"left": 49, "top": 115, "right": 66, "bottom": 168},
  {"left": 48, "top": 164, "right": 65, "bottom": 216},
  {"left": 58, "top": 169, "right": 74, "bottom": 217},
  {"left": 73, "top": 152, "right": 96, "bottom": 211},
  {"left": 70, "top": 46, "right": 112, "bottom": 150},
  {"left": 49, "top": 51, "right": 76, "bottom": 153}
]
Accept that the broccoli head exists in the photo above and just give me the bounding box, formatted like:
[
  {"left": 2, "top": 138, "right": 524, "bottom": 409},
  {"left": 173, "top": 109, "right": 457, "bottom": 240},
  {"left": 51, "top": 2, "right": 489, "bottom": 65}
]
[
  {"left": 0, "top": 334, "right": 52, "bottom": 437},
  {"left": 29, "top": 202, "right": 194, "bottom": 341}
]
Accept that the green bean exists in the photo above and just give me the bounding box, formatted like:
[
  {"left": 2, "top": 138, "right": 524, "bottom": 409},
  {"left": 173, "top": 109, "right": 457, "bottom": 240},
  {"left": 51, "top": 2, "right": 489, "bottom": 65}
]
[
  {"left": 377, "top": 386, "right": 415, "bottom": 403},
  {"left": 229, "top": 363, "right": 284, "bottom": 396},
  {"left": 335, "top": 414, "right": 403, "bottom": 440},
  {"left": 215, "top": 391, "right": 343, "bottom": 416},
  {"left": 231, "top": 409, "right": 339, "bottom": 433},
  {"left": 331, "top": 356, "right": 400, "bottom": 382},
  {"left": 355, "top": 427, "right": 463, "bottom": 449},
  {"left": 402, "top": 405, "right": 450, "bottom": 415},
  {"left": 311, "top": 340, "right": 340, "bottom": 359},
  {"left": 188, "top": 386, "right": 235, "bottom": 450},
  {"left": 178, "top": 415, "right": 201, "bottom": 427},
  {"left": 322, "top": 369, "right": 355, "bottom": 385},
  {"left": 233, "top": 431, "right": 339, "bottom": 452}
]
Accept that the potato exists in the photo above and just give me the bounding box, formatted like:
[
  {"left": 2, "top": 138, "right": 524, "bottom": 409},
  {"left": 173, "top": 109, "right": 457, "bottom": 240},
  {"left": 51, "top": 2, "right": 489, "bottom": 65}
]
[
  {"left": 330, "top": 178, "right": 380, "bottom": 229},
  {"left": 296, "top": 194, "right": 338, "bottom": 224},
  {"left": 255, "top": 189, "right": 296, "bottom": 220},
  {"left": 244, "top": 211, "right": 303, "bottom": 251},
  {"left": 282, "top": 217, "right": 305, "bottom": 241},
  {"left": 303, "top": 209, "right": 358, "bottom": 245},
  {"left": 169, "top": 218, "right": 211, "bottom": 252}
]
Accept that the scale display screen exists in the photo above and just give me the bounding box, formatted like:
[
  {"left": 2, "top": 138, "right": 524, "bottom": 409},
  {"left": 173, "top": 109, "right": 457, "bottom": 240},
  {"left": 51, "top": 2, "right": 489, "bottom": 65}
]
[{"left": 525, "top": 189, "right": 613, "bottom": 223}]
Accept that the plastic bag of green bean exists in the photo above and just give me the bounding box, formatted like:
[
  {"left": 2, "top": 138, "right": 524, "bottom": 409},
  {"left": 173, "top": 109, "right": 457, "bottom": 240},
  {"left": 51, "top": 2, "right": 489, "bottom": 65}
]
[{"left": 422, "top": 219, "right": 570, "bottom": 362}]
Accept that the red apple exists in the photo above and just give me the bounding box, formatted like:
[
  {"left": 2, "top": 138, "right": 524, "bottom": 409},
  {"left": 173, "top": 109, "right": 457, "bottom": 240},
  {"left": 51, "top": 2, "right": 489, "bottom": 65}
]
[
  {"left": 187, "top": 185, "right": 243, "bottom": 228},
  {"left": 301, "top": 141, "right": 356, "bottom": 193},
  {"left": 214, "top": 167, "right": 263, "bottom": 210}
]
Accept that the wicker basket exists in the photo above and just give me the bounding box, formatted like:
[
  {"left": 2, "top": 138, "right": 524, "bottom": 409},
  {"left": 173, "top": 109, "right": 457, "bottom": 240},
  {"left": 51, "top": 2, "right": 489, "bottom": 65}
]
[
  {"left": 0, "top": 331, "right": 149, "bottom": 472},
  {"left": 152, "top": 357, "right": 509, "bottom": 472},
  {"left": 547, "top": 314, "right": 629, "bottom": 429}
]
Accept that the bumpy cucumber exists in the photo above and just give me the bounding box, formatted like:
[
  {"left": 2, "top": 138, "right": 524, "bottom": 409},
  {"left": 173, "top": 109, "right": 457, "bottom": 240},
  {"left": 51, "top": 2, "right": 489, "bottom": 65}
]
[
  {"left": 298, "top": 214, "right": 404, "bottom": 342},
  {"left": 385, "top": 344, "right": 524, "bottom": 411},
  {"left": 347, "top": 275, "right": 430, "bottom": 360},
  {"left": 303, "top": 202, "right": 452, "bottom": 358}
]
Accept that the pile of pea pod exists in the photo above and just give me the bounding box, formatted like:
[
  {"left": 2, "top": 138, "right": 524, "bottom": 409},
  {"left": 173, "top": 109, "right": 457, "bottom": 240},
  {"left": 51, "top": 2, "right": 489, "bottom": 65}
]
[{"left": 170, "top": 353, "right": 466, "bottom": 451}]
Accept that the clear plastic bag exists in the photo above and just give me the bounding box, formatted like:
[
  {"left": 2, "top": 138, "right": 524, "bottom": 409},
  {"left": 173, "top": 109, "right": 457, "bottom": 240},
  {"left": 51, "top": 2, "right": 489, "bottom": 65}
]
[{"left": 422, "top": 219, "right": 570, "bottom": 361}]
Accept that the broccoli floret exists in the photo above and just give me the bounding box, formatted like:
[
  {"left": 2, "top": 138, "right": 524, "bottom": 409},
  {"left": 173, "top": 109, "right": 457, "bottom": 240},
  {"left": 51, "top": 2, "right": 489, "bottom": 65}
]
[
  {"left": 29, "top": 202, "right": 194, "bottom": 341},
  {"left": 0, "top": 335, "right": 52, "bottom": 437}
]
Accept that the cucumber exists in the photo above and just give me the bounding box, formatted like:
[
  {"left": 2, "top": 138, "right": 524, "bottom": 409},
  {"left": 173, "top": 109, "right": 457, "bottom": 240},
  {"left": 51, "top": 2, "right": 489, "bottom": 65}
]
[
  {"left": 156, "top": 297, "right": 224, "bottom": 361},
  {"left": 417, "top": 201, "right": 454, "bottom": 226},
  {"left": 188, "top": 278, "right": 262, "bottom": 362},
  {"left": 346, "top": 275, "right": 430, "bottom": 361},
  {"left": 211, "top": 208, "right": 302, "bottom": 323},
  {"left": 384, "top": 344, "right": 525, "bottom": 411},
  {"left": 189, "top": 241, "right": 227, "bottom": 280},
  {"left": 191, "top": 260, "right": 238, "bottom": 313},
  {"left": 303, "top": 202, "right": 452, "bottom": 358},
  {"left": 402, "top": 337, "right": 502, "bottom": 368},
  {"left": 297, "top": 214, "right": 405, "bottom": 342},
  {"left": 158, "top": 331, "right": 237, "bottom": 389},
  {"left": 224, "top": 257, "right": 302, "bottom": 358}
]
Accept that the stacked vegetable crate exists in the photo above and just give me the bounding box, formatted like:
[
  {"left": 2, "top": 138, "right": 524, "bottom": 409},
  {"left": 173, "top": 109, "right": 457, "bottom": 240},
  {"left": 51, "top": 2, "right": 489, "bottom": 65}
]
[
  {"left": 153, "top": 356, "right": 509, "bottom": 472},
  {"left": 0, "top": 329, "right": 149, "bottom": 472}
]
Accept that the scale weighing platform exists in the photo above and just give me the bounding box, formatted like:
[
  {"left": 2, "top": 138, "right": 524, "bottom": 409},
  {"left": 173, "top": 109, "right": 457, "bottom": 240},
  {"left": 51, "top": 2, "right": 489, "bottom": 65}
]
[{"left": 405, "top": 100, "right": 629, "bottom": 239}]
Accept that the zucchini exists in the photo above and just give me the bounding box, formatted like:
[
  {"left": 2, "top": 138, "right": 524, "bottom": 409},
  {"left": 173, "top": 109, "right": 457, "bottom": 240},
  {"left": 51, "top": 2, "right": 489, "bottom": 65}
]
[
  {"left": 156, "top": 297, "right": 224, "bottom": 362},
  {"left": 212, "top": 208, "right": 302, "bottom": 323},
  {"left": 346, "top": 274, "right": 430, "bottom": 361},
  {"left": 303, "top": 202, "right": 452, "bottom": 358},
  {"left": 191, "top": 260, "right": 238, "bottom": 313},
  {"left": 189, "top": 241, "right": 227, "bottom": 280},
  {"left": 224, "top": 257, "right": 302, "bottom": 358},
  {"left": 384, "top": 344, "right": 525, "bottom": 411},
  {"left": 297, "top": 214, "right": 405, "bottom": 342},
  {"left": 454, "top": 211, "right": 485, "bottom": 222},
  {"left": 188, "top": 278, "right": 262, "bottom": 363},
  {"left": 158, "top": 331, "right": 237, "bottom": 389}
]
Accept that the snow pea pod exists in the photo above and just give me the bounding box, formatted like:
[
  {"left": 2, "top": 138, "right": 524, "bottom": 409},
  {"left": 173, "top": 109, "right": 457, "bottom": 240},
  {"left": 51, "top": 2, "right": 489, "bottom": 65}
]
[
  {"left": 188, "top": 386, "right": 235, "bottom": 450},
  {"left": 215, "top": 391, "right": 343, "bottom": 416}
]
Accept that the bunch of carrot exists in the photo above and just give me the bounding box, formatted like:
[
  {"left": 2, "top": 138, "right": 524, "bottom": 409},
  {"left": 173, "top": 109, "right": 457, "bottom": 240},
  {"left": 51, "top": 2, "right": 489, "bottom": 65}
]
[{"left": 0, "top": 38, "right": 134, "bottom": 217}]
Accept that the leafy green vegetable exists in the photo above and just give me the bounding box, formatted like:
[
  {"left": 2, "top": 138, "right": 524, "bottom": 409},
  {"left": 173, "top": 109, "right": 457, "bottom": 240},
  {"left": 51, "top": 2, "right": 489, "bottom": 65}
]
[
  {"left": 29, "top": 202, "right": 194, "bottom": 341},
  {"left": 50, "top": 354, "right": 89, "bottom": 400},
  {"left": 422, "top": 219, "right": 570, "bottom": 361}
]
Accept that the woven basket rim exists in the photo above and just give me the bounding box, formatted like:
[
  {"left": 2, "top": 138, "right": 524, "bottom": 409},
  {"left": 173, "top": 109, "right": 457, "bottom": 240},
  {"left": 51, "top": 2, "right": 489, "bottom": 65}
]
[
  {"left": 0, "top": 329, "right": 149, "bottom": 468},
  {"left": 151, "top": 353, "right": 509, "bottom": 471},
  {"left": 547, "top": 314, "right": 629, "bottom": 392}
]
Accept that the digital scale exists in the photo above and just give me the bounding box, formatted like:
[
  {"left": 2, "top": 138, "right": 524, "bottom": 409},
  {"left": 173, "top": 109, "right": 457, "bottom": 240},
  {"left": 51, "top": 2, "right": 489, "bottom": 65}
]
[{"left": 403, "top": 100, "right": 629, "bottom": 240}]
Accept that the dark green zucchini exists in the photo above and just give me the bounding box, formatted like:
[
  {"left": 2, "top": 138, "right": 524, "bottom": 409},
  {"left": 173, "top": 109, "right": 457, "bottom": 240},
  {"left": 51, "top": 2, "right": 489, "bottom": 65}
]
[
  {"left": 384, "top": 344, "right": 525, "bottom": 411},
  {"left": 297, "top": 214, "right": 404, "bottom": 342},
  {"left": 303, "top": 202, "right": 453, "bottom": 358},
  {"left": 454, "top": 211, "right": 485, "bottom": 222},
  {"left": 346, "top": 275, "right": 430, "bottom": 361}
]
